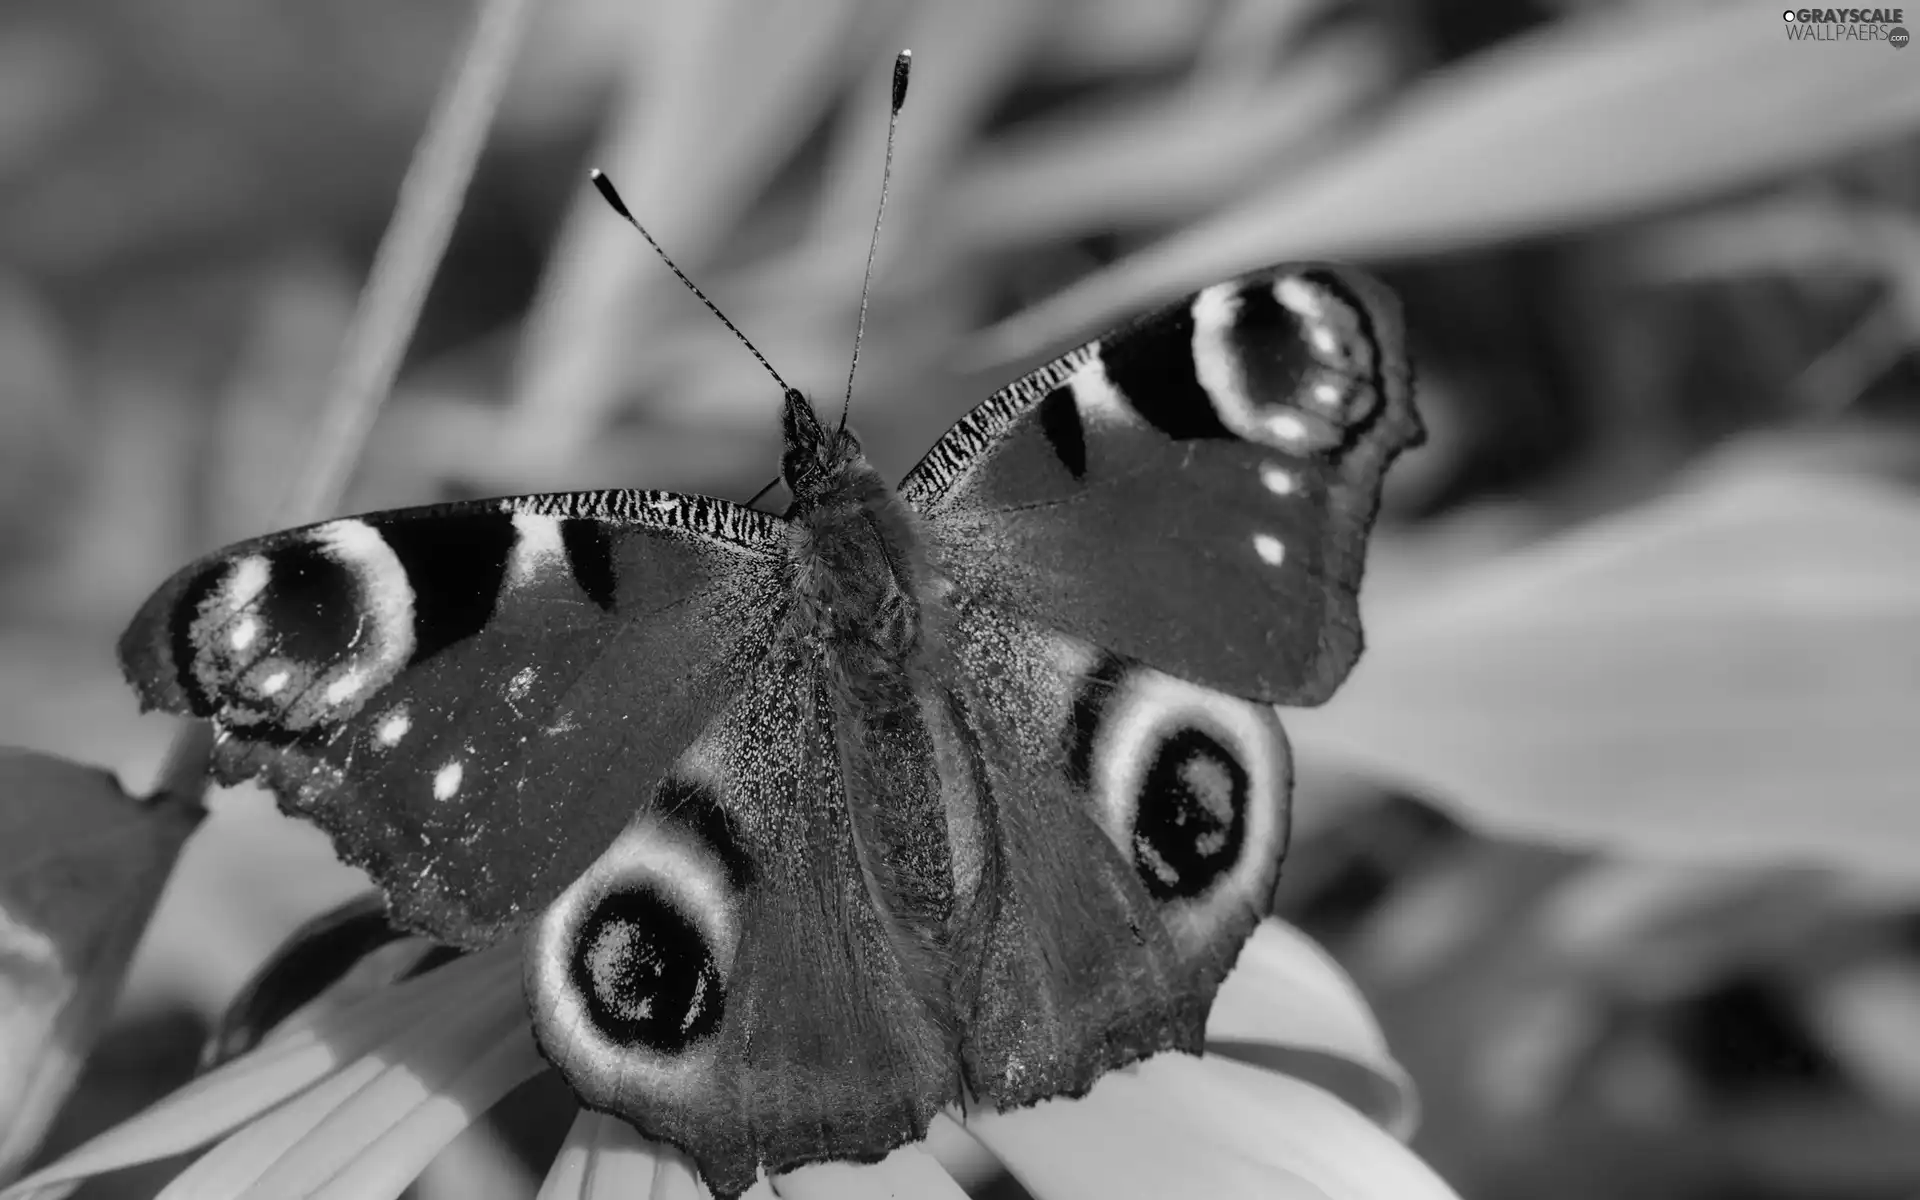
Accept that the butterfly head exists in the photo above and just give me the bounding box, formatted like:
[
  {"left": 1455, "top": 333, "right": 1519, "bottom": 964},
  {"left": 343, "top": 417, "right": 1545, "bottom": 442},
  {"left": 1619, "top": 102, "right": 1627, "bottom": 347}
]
[{"left": 779, "top": 388, "right": 865, "bottom": 511}]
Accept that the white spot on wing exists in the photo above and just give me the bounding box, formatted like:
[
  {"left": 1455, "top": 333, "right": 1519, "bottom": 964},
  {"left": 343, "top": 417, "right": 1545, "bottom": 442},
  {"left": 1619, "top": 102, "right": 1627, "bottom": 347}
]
[
  {"left": 1276, "top": 275, "right": 1354, "bottom": 368},
  {"left": 375, "top": 708, "right": 411, "bottom": 747},
  {"left": 1274, "top": 276, "right": 1324, "bottom": 320},
  {"left": 227, "top": 556, "right": 270, "bottom": 605},
  {"left": 324, "top": 667, "right": 366, "bottom": 706},
  {"left": 507, "top": 512, "right": 566, "bottom": 589},
  {"left": 507, "top": 666, "right": 537, "bottom": 702},
  {"left": 259, "top": 669, "right": 289, "bottom": 696},
  {"left": 432, "top": 759, "right": 463, "bottom": 801},
  {"left": 228, "top": 616, "right": 258, "bottom": 651},
  {"left": 1253, "top": 534, "right": 1286, "bottom": 566},
  {"left": 1262, "top": 411, "right": 1310, "bottom": 446},
  {"left": 1259, "top": 464, "right": 1297, "bottom": 496},
  {"left": 1069, "top": 357, "right": 1128, "bottom": 424}
]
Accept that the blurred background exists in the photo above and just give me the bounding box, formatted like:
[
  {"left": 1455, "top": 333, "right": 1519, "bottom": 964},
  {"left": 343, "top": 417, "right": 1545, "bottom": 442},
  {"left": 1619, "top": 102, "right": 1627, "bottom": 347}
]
[{"left": 3, "top": 0, "right": 1919, "bottom": 1196}]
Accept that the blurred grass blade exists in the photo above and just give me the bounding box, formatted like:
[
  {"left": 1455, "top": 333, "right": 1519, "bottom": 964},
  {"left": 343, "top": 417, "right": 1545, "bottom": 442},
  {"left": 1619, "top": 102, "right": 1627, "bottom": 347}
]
[
  {"left": 1288, "top": 451, "right": 1920, "bottom": 875},
  {"left": 152, "top": 0, "right": 538, "bottom": 809},
  {"left": 0, "top": 748, "right": 200, "bottom": 1183},
  {"left": 972, "top": 3, "right": 1920, "bottom": 365},
  {"left": 506, "top": 0, "right": 870, "bottom": 475},
  {"left": 944, "top": 28, "right": 1391, "bottom": 252},
  {"left": 277, "top": 0, "right": 538, "bottom": 527}
]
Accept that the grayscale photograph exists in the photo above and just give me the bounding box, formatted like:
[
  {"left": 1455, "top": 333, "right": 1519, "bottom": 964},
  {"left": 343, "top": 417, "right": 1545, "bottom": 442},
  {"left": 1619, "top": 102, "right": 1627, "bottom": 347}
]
[{"left": 0, "top": 2, "right": 1915, "bottom": 1198}]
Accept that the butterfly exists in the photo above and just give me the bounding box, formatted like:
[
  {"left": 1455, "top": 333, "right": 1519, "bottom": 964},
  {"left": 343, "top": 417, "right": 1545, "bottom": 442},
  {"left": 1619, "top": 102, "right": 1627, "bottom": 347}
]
[{"left": 117, "top": 62, "right": 1419, "bottom": 1196}]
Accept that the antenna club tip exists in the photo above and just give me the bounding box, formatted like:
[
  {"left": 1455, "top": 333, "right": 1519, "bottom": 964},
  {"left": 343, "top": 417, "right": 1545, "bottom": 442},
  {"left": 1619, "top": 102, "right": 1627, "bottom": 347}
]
[{"left": 891, "top": 49, "right": 912, "bottom": 111}]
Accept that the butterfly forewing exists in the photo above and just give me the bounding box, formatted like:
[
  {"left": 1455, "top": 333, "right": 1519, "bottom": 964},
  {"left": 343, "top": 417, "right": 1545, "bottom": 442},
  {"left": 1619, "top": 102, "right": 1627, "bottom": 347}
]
[
  {"left": 119, "top": 491, "right": 788, "bottom": 947},
  {"left": 901, "top": 264, "right": 1420, "bottom": 705}
]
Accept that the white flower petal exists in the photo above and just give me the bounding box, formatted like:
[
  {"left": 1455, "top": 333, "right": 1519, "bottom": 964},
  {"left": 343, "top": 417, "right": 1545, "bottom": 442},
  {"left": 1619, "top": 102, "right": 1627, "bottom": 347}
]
[
  {"left": 0, "top": 948, "right": 518, "bottom": 1199},
  {"left": 238, "top": 986, "right": 527, "bottom": 1197},
  {"left": 772, "top": 1145, "right": 967, "bottom": 1199},
  {"left": 920, "top": 1112, "right": 1000, "bottom": 1190},
  {"left": 536, "top": 1111, "right": 662, "bottom": 1200},
  {"left": 536, "top": 1112, "right": 600, "bottom": 1200},
  {"left": 306, "top": 1026, "right": 547, "bottom": 1200},
  {"left": 646, "top": 1147, "right": 709, "bottom": 1200},
  {"left": 154, "top": 1055, "right": 390, "bottom": 1200},
  {"left": 1126, "top": 1055, "right": 1461, "bottom": 1200},
  {"left": 259, "top": 945, "right": 515, "bottom": 1053},
  {"left": 1208, "top": 919, "right": 1418, "bottom": 1134},
  {"left": 965, "top": 1070, "right": 1330, "bottom": 1200}
]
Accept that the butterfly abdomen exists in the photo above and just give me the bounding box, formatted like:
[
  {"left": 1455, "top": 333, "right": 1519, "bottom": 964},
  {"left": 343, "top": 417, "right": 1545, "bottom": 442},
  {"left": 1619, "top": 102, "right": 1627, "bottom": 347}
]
[{"left": 779, "top": 446, "right": 968, "bottom": 1025}]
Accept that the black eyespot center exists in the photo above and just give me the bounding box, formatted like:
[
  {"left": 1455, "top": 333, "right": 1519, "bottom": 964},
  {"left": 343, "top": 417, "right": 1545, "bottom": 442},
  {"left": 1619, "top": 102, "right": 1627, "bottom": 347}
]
[
  {"left": 1226, "top": 283, "right": 1315, "bottom": 405},
  {"left": 256, "top": 543, "right": 361, "bottom": 665},
  {"left": 1133, "top": 726, "right": 1248, "bottom": 901},
  {"left": 571, "top": 885, "right": 725, "bottom": 1054}
]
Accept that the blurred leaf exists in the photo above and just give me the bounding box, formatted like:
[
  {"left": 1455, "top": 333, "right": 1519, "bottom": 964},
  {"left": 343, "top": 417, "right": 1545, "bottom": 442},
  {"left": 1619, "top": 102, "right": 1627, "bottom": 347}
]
[
  {"left": 0, "top": 748, "right": 199, "bottom": 1182},
  {"left": 973, "top": 3, "right": 1920, "bottom": 365},
  {"left": 1289, "top": 445, "right": 1920, "bottom": 875},
  {"left": 1807, "top": 960, "right": 1920, "bottom": 1109}
]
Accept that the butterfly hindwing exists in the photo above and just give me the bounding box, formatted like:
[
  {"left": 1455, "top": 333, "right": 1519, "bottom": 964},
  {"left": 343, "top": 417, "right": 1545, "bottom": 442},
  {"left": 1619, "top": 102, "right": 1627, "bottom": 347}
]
[
  {"left": 902, "top": 264, "right": 1420, "bottom": 704},
  {"left": 118, "top": 491, "right": 787, "bottom": 947},
  {"left": 526, "top": 640, "right": 957, "bottom": 1198},
  {"left": 933, "top": 604, "right": 1292, "bottom": 1105}
]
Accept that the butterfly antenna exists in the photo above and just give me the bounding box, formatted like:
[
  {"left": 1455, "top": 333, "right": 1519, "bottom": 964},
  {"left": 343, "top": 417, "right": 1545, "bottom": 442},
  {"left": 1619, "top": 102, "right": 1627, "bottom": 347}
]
[
  {"left": 742, "top": 474, "right": 782, "bottom": 510},
  {"left": 588, "top": 168, "right": 795, "bottom": 398},
  {"left": 837, "top": 49, "right": 912, "bottom": 436}
]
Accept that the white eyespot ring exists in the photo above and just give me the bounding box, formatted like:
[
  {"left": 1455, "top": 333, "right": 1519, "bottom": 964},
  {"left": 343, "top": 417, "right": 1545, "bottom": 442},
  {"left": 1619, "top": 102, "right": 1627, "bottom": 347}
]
[
  {"left": 1078, "top": 665, "right": 1292, "bottom": 955},
  {"left": 528, "top": 804, "right": 744, "bottom": 1108},
  {"left": 188, "top": 519, "right": 417, "bottom": 730}
]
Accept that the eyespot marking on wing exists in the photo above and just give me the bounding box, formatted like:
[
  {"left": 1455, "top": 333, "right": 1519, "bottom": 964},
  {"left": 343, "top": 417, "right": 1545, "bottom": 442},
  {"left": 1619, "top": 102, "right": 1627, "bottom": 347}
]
[
  {"left": 171, "top": 519, "right": 418, "bottom": 733},
  {"left": 529, "top": 779, "right": 747, "bottom": 1105},
  {"left": 1063, "top": 656, "right": 1292, "bottom": 952},
  {"left": 1180, "top": 273, "right": 1390, "bottom": 456}
]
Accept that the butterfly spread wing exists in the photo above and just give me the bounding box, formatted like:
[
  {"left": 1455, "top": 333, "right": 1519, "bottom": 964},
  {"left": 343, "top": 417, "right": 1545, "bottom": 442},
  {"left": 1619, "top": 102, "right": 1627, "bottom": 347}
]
[
  {"left": 525, "top": 645, "right": 956, "bottom": 1197},
  {"left": 905, "top": 264, "right": 1418, "bottom": 704},
  {"left": 118, "top": 491, "right": 787, "bottom": 948},
  {"left": 122, "top": 484, "right": 963, "bottom": 1193},
  {"left": 902, "top": 265, "right": 1421, "bottom": 1108}
]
